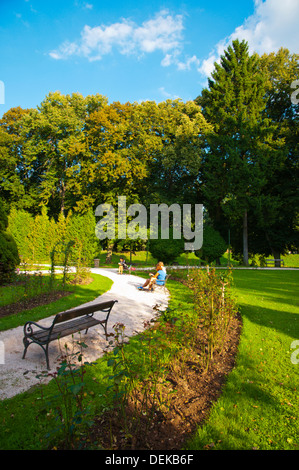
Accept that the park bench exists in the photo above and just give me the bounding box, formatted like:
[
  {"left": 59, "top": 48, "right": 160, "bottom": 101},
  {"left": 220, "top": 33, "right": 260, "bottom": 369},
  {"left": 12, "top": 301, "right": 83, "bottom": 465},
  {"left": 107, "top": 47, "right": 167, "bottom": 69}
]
[
  {"left": 22, "top": 300, "right": 118, "bottom": 369},
  {"left": 153, "top": 274, "right": 171, "bottom": 294},
  {"left": 265, "top": 259, "right": 285, "bottom": 267}
]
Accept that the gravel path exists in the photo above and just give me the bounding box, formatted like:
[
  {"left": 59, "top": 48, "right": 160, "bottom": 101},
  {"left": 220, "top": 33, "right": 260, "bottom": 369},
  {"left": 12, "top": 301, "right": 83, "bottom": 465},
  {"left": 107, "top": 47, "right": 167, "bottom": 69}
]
[{"left": 0, "top": 268, "right": 169, "bottom": 400}]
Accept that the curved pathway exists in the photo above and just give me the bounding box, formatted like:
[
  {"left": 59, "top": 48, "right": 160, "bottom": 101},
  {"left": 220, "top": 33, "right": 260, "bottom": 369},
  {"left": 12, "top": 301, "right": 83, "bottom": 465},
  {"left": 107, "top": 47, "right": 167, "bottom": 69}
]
[{"left": 0, "top": 268, "right": 169, "bottom": 400}]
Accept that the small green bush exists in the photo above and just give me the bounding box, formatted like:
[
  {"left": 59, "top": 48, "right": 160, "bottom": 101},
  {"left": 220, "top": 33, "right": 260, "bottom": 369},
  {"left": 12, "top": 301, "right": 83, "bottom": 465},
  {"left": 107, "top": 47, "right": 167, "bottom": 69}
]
[
  {"left": 196, "top": 225, "right": 227, "bottom": 263},
  {"left": 150, "top": 239, "right": 185, "bottom": 265},
  {"left": 0, "top": 203, "right": 20, "bottom": 284},
  {"left": 149, "top": 228, "right": 185, "bottom": 265}
]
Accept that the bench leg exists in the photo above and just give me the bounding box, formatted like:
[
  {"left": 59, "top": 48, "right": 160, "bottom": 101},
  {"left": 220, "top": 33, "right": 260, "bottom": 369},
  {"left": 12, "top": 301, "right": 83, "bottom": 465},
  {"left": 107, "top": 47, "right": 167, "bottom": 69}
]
[
  {"left": 45, "top": 344, "right": 50, "bottom": 370},
  {"left": 97, "top": 321, "right": 108, "bottom": 340},
  {"left": 22, "top": 337, "right": 29, "bottom": 360},
  {"left": 22, "top": 337, "right": 51, "bottom": 370},
  {"left": 103, "top": 321, "right": 109, "bottom": 340}
]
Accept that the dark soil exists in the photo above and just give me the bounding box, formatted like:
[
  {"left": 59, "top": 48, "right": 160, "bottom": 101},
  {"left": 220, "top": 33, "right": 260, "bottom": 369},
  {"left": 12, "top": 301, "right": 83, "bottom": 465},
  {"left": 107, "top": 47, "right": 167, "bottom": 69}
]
[
  {"left": 0, "top": 276, "right": 93, "bottom": 319},
  {"left": 0, "top": 290, "right": 72, "bottom": 318},
  {"left": 1, "top": 276, "right": 242, "bottom": 451},
  {"left": 87, "top": 312, "right": 242, "bottom": 450}
]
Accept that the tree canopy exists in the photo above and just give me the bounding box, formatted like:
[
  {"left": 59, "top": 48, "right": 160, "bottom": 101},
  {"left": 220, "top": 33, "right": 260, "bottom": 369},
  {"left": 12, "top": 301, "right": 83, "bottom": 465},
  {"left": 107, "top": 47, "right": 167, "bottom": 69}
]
[
  {"left": 1, "top": 40, "right": 298, "bottom": 263},
  {"left": 196, "top": 40, "right": 298, "bottom": 263}
]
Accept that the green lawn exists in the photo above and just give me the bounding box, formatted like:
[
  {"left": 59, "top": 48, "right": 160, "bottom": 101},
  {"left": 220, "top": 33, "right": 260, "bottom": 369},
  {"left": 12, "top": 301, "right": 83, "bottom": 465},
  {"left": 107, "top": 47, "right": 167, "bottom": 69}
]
[
  {"left": 21, "top": 251, "right": 299, "bottom": 269},
  {"left": 96, "top": 250, "right": 299, "bottom": 268},
  {"left": 0, "top": 273, "right": 113, "bottom": 331},
  {"left": 0, "top": 269, "right": 298, "bottom": 450},
  {"left": 0, "top": 275, "right": 192, "bottom": 450},
  {"left": 185, "top": 269, "right": 299, "bottom": 450}
]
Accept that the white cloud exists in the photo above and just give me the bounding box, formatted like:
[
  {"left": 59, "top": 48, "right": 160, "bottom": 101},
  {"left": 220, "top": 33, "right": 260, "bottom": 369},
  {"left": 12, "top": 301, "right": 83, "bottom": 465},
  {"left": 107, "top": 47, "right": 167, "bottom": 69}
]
[
  {"left": 199, "top": 0, "right": 299, "bottom": 77},
  {"left": 198, "top": 40, "right": 227, "bottom": 77},
  {"left": 49, "top": 10, "right": 184, "bottom": 63},
  {"left": 74, "top": 1, "right": 93, "bottom": 9},
  {"left": 49, "top": 41, "right": 79, "bottom": 59},
  {"left": 161, "top": 54, "right": 173, "bottom": 67},
  {"left": 134, "top": 10, "right": 183, "bottom": 54},
  {"left": 177, "top": 55, "right": 200, "bottom": 71},
  {"left": 159, "top": 87, "right": 181, "bottom": 100},
  {"left": 80, "top": 21, "right": 134, "bottom": 58},
  {"left": 232, "top": 0, "right": 299, "bottom": 54}
]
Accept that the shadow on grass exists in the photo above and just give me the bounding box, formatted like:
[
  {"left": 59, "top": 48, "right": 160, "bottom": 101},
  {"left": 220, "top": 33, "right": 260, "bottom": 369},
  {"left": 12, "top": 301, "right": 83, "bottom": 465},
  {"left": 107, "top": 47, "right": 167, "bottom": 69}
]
[
  {"left": 232, "top": 269, "right": 299, "bottom": 296},
  {"left": 232, "top": 270, "right": 299, "bottom": 335},
  {"left": 238, "top": 303, "right": 299, "bottom": 339}
]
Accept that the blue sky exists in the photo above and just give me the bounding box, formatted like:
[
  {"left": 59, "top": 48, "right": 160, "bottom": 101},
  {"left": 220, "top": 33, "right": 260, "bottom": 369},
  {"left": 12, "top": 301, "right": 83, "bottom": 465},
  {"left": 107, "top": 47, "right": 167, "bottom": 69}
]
[{"left": 1, "top": 0, "right": 298, "bottom": 117}]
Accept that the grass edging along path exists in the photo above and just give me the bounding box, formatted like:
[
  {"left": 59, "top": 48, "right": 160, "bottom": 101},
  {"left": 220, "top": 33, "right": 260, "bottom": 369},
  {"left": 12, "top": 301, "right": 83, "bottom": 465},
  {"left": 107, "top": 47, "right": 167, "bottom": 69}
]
[
  {"left": 0, "top": 273, "right": 113, "bottom": 332},
  {"left": 185, "top": 269, "right": 299, "bottom": 451},
  {"left": 0, "top": 270, "right": 298, "bottom": 450},
  {"left": 0, "top": 273, "right": 114, "bottom": 450}
]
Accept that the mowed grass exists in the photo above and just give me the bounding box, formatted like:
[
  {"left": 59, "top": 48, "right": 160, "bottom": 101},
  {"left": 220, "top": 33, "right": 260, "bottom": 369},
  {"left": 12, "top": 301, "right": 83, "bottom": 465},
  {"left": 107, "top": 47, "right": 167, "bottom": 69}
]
[
  {"left": 0, "top": 276, "right": 193, "bottom": 450},
  {"left": 185, "top": 269, "right": 299, "bottom": 450},
  {"left": 96, "top": 250, "right": 299, "bottom": 268},
  {"left": 0, "top": 273, "right": 114, "bottom": 450},
  {"left": 0, "top": 273, "right": 113, "bottom": 332},
  {"left": 0, "top": 269, "right": 298, "bottom": 450}
]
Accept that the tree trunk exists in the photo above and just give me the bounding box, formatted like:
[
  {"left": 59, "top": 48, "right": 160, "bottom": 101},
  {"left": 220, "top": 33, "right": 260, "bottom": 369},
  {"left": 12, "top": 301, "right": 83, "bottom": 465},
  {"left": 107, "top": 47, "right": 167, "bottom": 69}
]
[
  {"left": 129, "top": 241, "right": 133, "bottom": 264},
  {"left": 243, "top": 208, "right": 249, "bottom": 266},
  {"left": 272, "top": 249, "right": 281, "bottom": 267},
  {"left": 60, "top": 181, "right": 66, "bottom": 217}
]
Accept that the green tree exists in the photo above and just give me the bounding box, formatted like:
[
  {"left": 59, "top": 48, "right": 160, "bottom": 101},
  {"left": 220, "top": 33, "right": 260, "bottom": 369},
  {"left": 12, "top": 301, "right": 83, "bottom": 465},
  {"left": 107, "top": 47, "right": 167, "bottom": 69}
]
[
  {"left": 149, "top": 236, "right": 185, "bottom": 265},
  {"left": 0, "top": 107, "right": 34, "bottom": 210},
  {"left": 226, "top": 49, "right": 299, "bottom": 262},
  {"left": 19, "top": 92, "right": 107, "bottom": 218},
  {"left": 7, "top": 208, "right": 35, "bottom": 262},
  {"left": 86, "top": 101, "right": 163, "bottom": 262},
  {"left": 83, "top": 101, "right": 155, "bottom": 207},
  {"left": 0, "top": 202, "right": 20, "bottom": 284},
  {"left": 66, "top": 210, "right": 99, "bottom": 266},
  {"left": 196, "top": 225, "right": 227, "bottom": 264},
  {"left": 142, "top": 99, "right": 211, "bottom": 207},
  {"left": 257, "top": 48, "right": 299, "bottom": 259},
  {"left": 197, "top": 39, "right": 285, "bottom": 265},
  {"left": 30, "top": 207, "right": 57, "bottom": 263}
]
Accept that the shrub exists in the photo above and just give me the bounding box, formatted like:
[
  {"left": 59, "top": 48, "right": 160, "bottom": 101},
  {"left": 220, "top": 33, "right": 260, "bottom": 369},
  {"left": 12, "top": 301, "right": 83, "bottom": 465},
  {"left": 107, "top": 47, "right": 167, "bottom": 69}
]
[
  {"left": 196, "top": 225, "right": 227, "bottom": 264},
  {"left": 67, "top": 210, "right": 99, "bottom": 266},
  {"left": 7, "top": 207, "right": 34, "bottom": 262},
  {"left": 188, "top": 268, "right": 238, "bottom": 369},
  {"left": 149, "top": 235, "right": 185, "bottom": 265},
  {"left": 0, "top": 204, "right": 20, "bottom": 284},
  {"left": 7, "top": 208, "right": 99, "bottom": 267}
]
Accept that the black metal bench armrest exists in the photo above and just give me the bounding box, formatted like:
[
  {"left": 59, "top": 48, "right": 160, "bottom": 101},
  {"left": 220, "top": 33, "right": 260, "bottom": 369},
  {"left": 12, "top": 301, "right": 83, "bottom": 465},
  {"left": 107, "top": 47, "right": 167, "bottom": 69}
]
[
  {"left": 23, "top": 320, "right": 52, "bottom": 337},
  {"left": 22, "top": 299, "right": 118, "bottom": 369}
]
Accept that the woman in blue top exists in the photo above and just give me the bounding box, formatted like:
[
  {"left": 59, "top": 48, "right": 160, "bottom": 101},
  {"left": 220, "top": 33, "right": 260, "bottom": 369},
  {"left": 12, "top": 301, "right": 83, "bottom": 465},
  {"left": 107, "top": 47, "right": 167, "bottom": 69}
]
[{"left": 138, "top": 262, "right": 166, "bottom": 291}]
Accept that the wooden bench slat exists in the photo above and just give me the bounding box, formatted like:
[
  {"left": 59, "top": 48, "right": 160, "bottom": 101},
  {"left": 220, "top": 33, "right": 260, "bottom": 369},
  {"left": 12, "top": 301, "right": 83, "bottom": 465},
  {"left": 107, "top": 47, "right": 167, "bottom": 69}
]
[
  {"left": 22, "top": 299, "right": 118, "bottom": 369},
  {"left": 31, "top": 316, "right": 102, "bottom": 343},
  {"left": 54, "top": 301, "right": 115, "bottom": 324},
  {"left": 265, "top": 259, "right": 284, "bottom": 267}
]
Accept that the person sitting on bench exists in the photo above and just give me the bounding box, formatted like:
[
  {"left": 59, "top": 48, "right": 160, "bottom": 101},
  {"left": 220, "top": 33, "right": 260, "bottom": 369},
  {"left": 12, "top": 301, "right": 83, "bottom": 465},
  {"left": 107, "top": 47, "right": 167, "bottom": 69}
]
[
  {"left": 138, "top": 262, "right": 166, "bottom": 291},
  {"left": 118, "top": 257, "right": 128, "bottom": 274}
]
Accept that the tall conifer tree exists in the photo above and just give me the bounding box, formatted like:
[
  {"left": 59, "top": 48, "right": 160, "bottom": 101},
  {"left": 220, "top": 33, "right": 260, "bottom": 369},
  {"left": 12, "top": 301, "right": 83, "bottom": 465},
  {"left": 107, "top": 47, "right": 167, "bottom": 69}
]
[{"left": 197, "top": 39, "right": 285, "bottom": 265}]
